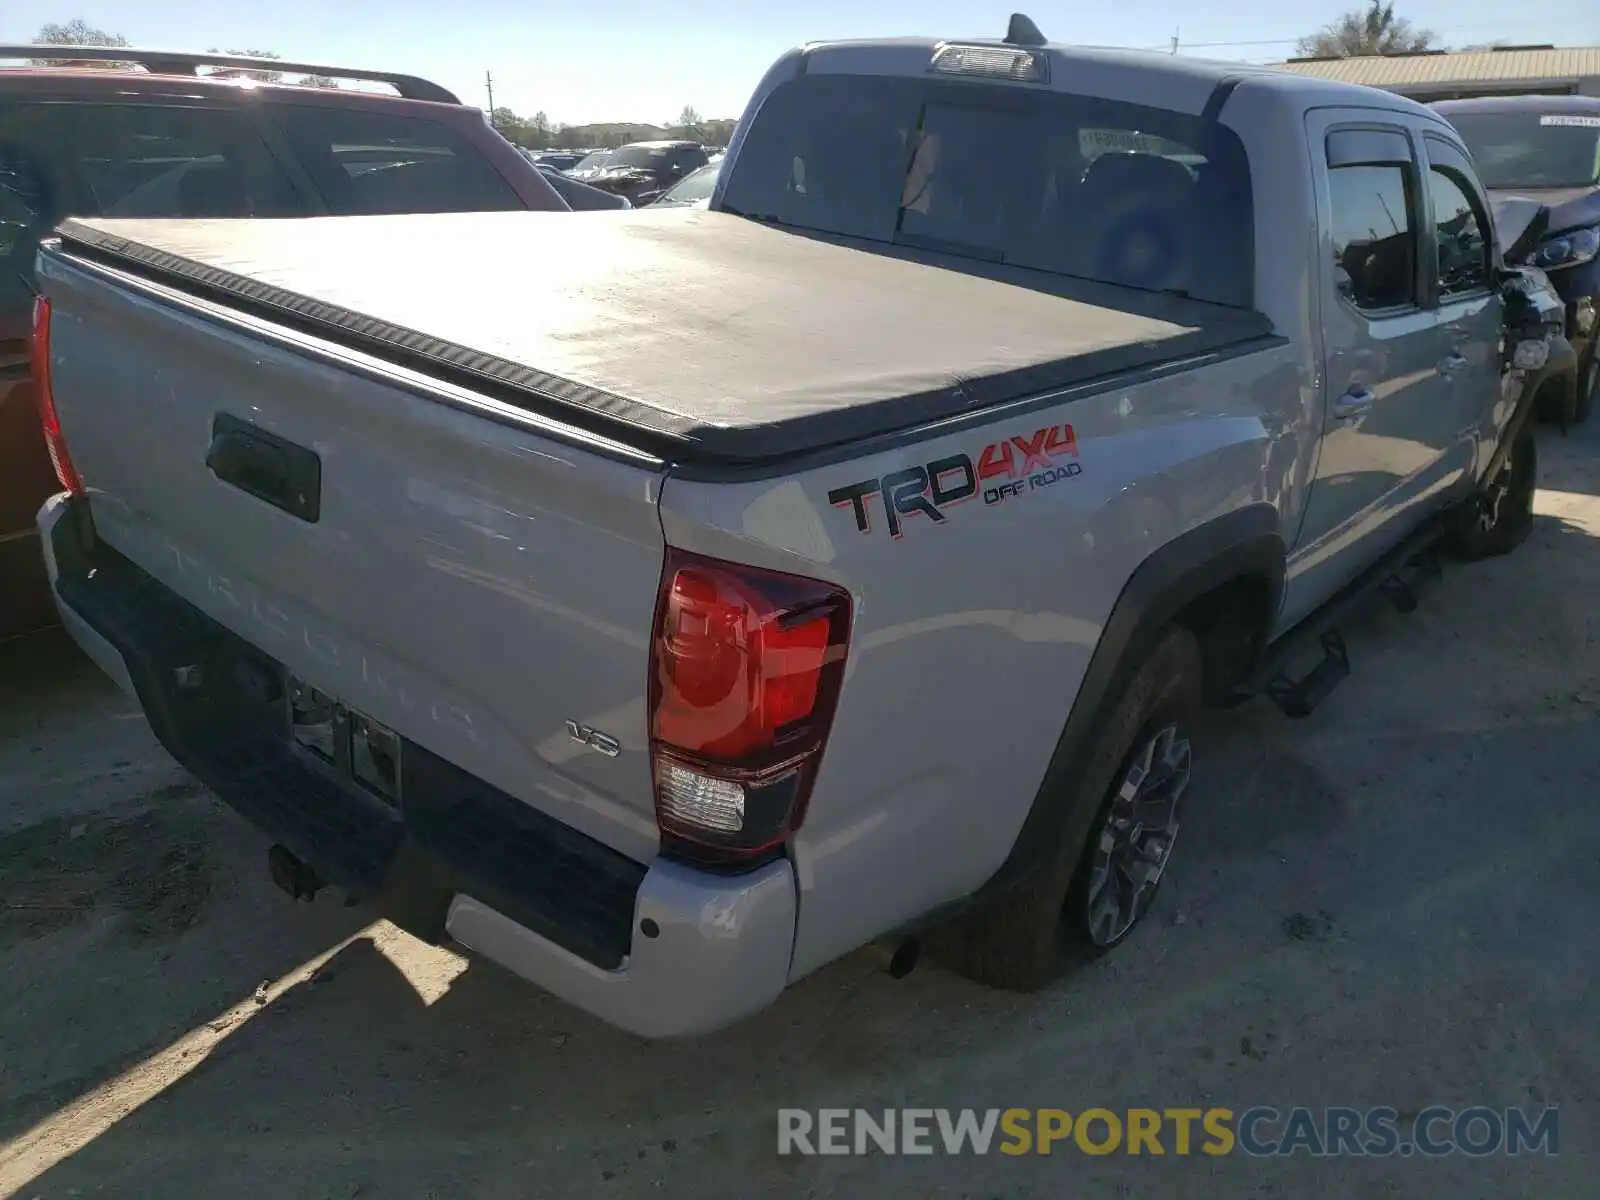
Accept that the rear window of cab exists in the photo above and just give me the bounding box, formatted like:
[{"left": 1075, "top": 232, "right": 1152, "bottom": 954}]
[{"left": 720, "top": 74, "right": 1255, "bottom": 308}]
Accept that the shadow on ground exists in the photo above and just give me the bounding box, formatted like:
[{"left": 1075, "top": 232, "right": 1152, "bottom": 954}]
[{"left": 0, "top": 625, "right": 112, "bottom": 736}]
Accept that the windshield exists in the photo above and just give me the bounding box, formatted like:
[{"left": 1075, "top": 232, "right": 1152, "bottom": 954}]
[
  {"left": 574, "top": 150, "right": 613, "bottom": 171},
  {"left": 1446, "top": 112, "right": 1600, "bottom": 190},
  {"left": 656, "top": 162, "right": 718, "bottom": 206},
  {"left": 720, "top": 74, "right": 1255, "bottom": 307}
]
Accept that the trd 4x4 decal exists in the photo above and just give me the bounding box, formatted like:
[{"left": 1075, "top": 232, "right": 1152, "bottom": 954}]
[{"left": 828, "top": 422, "right": 1082, "bottom": 539}]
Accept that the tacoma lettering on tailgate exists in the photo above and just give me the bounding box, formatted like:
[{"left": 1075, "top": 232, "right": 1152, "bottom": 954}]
[
  {"left": 164, "top": 541, "right": 485, "bottom": 745},
  {"left": 828, "top": 422, "right": 1082, "bottom": 539}
]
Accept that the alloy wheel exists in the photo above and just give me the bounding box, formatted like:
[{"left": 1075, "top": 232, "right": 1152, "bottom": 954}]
[{"left": 1081, "top": 722, "right": 1192, "bottom": 947}]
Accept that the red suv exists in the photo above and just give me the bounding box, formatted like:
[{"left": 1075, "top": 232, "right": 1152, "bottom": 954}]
[{"left": 0, "top": 47, "right": 567, "bottom": 640}]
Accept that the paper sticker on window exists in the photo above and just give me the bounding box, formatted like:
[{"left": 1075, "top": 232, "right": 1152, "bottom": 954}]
[
  {"left": 1079, "top": 128, "right": 1192, "bottom": 157},
  {"left": 1540, "top": 115, "right": 1600, "bottom": 128}
]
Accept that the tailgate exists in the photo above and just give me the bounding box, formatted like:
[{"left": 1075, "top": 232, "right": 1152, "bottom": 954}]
[{"left": 38, "top": 249, "right": 668, "bottom": 864}]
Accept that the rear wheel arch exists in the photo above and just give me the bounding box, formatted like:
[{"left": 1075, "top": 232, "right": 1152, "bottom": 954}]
[
  {"left": 979, "top": 503, "right": 1287, "bottom": 899},
  {"left": 1172, "top": 572, "right": 1279, "bottom": 703}
]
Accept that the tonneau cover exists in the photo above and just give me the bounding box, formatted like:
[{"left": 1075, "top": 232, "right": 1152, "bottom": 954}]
[{"left": 55, "top": 209, "right": 1273, "bottom": 465}]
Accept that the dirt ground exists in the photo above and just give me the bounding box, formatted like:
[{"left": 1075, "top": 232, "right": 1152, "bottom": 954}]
[{"left": 1, "top": 424, "right": 1597, "bottom": 1199}]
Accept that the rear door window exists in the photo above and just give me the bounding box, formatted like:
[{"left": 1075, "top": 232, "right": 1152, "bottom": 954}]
[
  {"left": 720, "top": 73, "right": 1255, "bottom": 307},
  {"left": 0, "top": 100, "right": 306, "bottom": 306},
  {"left": 1327, "top": 165, "right": 1418, "bottom": 312},
  {"left": 77, "top": 106, "right": 305, "bottom": 219},
  {"left": 268, "top": 106, "right": 524, "bottom": 214}
]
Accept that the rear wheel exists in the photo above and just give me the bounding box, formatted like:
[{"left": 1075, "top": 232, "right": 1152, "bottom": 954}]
[
  {"left": 933, "top": 627, "right": 1202, "bottom": 990},
  {"left": 1068, "top": 721, "right": 1192, "bottom": 950}
]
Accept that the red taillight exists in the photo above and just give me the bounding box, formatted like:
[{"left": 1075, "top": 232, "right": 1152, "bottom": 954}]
[
  {"left": 31, "top": 296, "right": 85, "bottom": 498},
  {"left": 648, "top": 547, "right": 851, "bottom": 868}
]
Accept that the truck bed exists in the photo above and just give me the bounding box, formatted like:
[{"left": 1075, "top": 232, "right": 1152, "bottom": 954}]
[{"left": 54, "top": 210, "right": 1274, "bottom": 466}]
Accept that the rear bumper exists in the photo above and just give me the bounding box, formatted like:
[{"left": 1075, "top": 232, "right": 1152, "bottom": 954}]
[{"left": 38, "top": 493, "right": 797, "bottom": 1038}]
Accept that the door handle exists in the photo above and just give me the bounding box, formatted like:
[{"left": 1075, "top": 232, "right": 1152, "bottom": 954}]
[
  {"left": 206, "top": 413, "right": 321, "bottom": 523},
  {"left": 1438, "top": 351, "right": 1468, "bottom": 375},
  {"left": 1332, "top": 388, "right": 1374, "bottom": 420}
]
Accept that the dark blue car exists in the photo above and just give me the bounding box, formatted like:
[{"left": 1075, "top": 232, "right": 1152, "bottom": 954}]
[{"left": 1435, "top": 95, "right": 1600, "bottom": 422}]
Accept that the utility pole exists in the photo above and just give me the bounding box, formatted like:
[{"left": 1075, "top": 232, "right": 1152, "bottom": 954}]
[
  {"left": 1170, "top": 28, "right": 1179, "bottom": 54},
  {"left": 485, "top": 71, "right": 496, "bottom": 124}
]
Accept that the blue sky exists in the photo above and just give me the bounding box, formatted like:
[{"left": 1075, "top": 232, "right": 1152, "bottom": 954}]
[{"left": 4, "top": 1, "right": 1588, "bottom": 126}]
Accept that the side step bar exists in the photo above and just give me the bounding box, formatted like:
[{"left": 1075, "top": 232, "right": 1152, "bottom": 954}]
[
  {"left": 1266, "top": 629, "right": 1349, "bottom": 719},
  {"left": 1230, "top": 517, "right": 1448, "bottom": 718},
  {"left": 1235, "top": 330, "right": 1559, "bottom": 718}
]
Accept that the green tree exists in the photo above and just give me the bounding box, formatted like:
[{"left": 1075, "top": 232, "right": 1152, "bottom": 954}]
[
  {"left": 31, "top": 19, "right": 133, "bottom": 67},
  {"left": 490, "top": 106, "right": 528, "bottom": 143},
  {"left": 529, "top": 111, "right": 554, "bottom": 149},
  {"left": 1297, "top": 2, "right": 1438, "bottom": 57},
  {"left": 300, "top": 74, "right": 339, "bottom": 88},
  {"left": 672, "top": 105, "right": 704, "bottom": 139},
  {"left": 34, "top": 18, "right": 128, "bottom": 46}
]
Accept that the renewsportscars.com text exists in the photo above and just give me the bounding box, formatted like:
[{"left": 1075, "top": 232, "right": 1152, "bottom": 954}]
[{"left": 777, "top": 1106, "right": 1559, "bottom": 1158}]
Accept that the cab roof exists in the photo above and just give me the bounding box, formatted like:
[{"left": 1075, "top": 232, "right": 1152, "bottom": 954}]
[{"left": 791, "top": 18, "right": 1444, "bottom": 123}]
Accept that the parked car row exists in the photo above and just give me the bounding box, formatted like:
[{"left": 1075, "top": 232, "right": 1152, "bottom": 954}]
[
  {"left": 23, "top": 14, "right": 1575, "bottom": 1040},
  {"left": 514, "top": 148, "right": 633, "bottom": 210},
  {"left": 562, "top": 140, "right": 712, "bottom": 205},
  {"left": 531, "top": 150, "right": 586, "bottom": 172}
]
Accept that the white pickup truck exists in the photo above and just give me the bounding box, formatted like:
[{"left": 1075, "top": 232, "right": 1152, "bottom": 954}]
[{"left": 32, "top": 19, "right": 1565, "bottom": 1036}]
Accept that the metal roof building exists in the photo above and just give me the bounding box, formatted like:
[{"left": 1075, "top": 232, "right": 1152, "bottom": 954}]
[{"left": 1273, "top": 45, "right": 1600, "bottom": 102}]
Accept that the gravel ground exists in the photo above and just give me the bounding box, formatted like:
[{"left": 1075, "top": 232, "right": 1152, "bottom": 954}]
[{"left": 0, "top": 423, "right": 1597, "bottom": 1198}]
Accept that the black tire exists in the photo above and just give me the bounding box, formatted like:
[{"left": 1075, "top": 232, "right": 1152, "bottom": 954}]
[
  {"left": 1446, "top": 427, "right": 1537, "bottom": 561},
  {"left": 932, "top": 627, "right": 1203, "bottom": 991},
  {"left": 1575, "top": 357, "right": 1597, "bottom": 426}
]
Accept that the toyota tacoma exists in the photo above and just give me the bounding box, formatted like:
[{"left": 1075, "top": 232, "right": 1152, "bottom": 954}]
[{"left": 30, "top": 17, "right": 1565, "bottom": 1036}]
